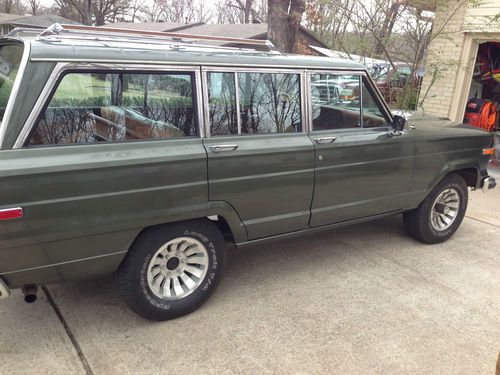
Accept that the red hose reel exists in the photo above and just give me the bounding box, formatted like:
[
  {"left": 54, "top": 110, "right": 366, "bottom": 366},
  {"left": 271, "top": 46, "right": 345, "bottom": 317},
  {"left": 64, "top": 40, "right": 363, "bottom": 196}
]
[{"left": 463, "top": 98, "right": 497, "bottom": 132}]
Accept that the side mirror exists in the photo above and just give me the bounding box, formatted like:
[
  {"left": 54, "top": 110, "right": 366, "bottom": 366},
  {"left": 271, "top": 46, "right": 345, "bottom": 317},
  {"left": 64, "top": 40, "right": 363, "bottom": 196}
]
[{"left": 392, "top": 115, "right": 406, "bottom": 133}]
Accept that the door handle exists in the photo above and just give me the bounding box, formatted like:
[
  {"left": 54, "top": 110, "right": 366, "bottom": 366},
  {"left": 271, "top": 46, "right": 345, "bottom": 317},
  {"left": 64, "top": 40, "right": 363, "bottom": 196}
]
[
  {"left": 313, "top": 136, "right": 337, "bottom": 144},
  {"left": 209, "top": 144, "right": 239, "bottom": 153}
]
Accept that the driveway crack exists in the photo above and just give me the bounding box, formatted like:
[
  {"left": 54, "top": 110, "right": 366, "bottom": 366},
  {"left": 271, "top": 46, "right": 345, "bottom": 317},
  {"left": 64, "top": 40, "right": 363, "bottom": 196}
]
[{"left": 42, "top": 286, "right": 94, "bottom": 375}]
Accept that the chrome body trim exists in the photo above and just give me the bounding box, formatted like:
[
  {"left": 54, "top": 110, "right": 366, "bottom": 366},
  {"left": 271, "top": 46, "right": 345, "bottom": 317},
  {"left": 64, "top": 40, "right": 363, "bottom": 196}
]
[
  {"left": 299, "top": 69, "right": 308, "bottom": 133},
  {"left": 194, "top": 69, "right": 204, "bottom": 139},
  {"left": 0, "top": 40, "right": 30, "bottom": 148},
  {"left": 359, "top": 75, "right": 364, "bottom": 127},
  {"left": 234, "top": 72, "right": 242, "bottom": 136},
  {"left": 14, "top": 62, "right": 203, "bottom": 148},
  {"left": 200, "top": 68, "right": 210, "bottom": 138},
  {"left": 0, "top": 277, "right": 11, "bottom": 299},
  {"left": 303, "top": 69, "right": 312, "bottom": 133},
  {"left": 313, "top": 136, "right": 337, "bottom": 144},
  {"left": 30, "top": 58, "right": 367, "bottom": 71},
  {"left": 209, "top": 144, "right": 239, "bottom": 152}
]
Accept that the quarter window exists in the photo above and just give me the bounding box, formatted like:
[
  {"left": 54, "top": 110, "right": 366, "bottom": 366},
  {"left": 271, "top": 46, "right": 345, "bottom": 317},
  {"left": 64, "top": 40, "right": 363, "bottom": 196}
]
[
  {"left": 207, "top": 71, "right": 302, "bottom": 136},
  {"left": 361, "top": 77, "right": 389, "bottom": 128},
  {"left": 27, "top": 71, "right": 197, "bottom": 146}
]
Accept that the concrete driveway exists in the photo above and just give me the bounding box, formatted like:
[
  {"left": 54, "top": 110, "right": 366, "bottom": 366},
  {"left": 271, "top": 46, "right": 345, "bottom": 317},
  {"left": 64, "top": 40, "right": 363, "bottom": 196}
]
[{"left": 1, "top": 173, "right": 499, "bottom": 375}]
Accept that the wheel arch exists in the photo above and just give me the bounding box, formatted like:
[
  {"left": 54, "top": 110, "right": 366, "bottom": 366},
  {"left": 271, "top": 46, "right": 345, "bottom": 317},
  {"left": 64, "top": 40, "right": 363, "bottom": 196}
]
[
  {"left": 429, "top": 159, "right": 481, "bottom": 193},
  {"left": 122, "top": 201, "right": 247, "bottom": 259}
]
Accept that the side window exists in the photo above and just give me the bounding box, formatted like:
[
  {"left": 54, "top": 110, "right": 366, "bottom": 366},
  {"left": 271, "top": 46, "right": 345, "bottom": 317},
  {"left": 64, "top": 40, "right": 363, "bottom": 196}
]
[
  {"left": 27, "top": 71, "right": 197, "bottom": 146},
  {"left": 207, "top": 72, "right": 237, "bottom": 136},
  {"left": 238, "top": 73, "right": 301, "bottom": 134},
  {"left": 361, "top": 78, "right": 390, "bottom": 128},
  {"left": 310, "top": 74, "right": 361, "bottom": 131},
  {"left": 207, "top": 71, "right": 302, "bottom": 136}
]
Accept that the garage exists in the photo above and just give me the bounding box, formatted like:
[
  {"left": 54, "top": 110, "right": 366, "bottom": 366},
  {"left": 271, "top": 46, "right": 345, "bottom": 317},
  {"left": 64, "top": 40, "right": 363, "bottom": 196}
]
[
  {"left": 465, "top": 41, "right": 500, "bottom": 135},
  {"left": 419, "top": 0, "right": 500, "bottom": 163}
]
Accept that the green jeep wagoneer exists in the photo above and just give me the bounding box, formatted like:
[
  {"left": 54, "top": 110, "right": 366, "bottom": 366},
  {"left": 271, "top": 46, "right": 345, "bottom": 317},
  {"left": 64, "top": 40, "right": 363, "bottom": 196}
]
[{"left": 0, "top": 24, "right": 496, "bottom": 320}]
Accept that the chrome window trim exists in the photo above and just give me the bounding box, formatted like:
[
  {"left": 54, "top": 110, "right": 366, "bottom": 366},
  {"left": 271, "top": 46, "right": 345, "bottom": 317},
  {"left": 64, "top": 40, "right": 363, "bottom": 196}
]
[
  {"left": 194, "top": 68, "right": 204, "bottom": 140},
  {"left": 299, "top": 69, "right": 308, "bottom": 133},
  {"left": 361, "top": 73, "right": 394, "bottom": 122},
  {"left": 0, "top": 40, "right": 31, "bottom": 148},
  {"left": 304, "top": 70, "right": 311, "bottom": 133},
  {"left": 200, "top": 67, "right": 211, "bottom": 138},
  {"left": 234, "top": 72, "right": 242, "bottom": 135},
  {"left": 31, "top": 58, "right": 367, "bottom": 72},
  {"left": 307, "top": 70, "right": 393, "bottom": 133},
  {"left": 359, "top": 75, "right": 363, "bottom": 128},
  {"left": 14, "top": 62, "right": 203, "bottom": 149},
  {"left": 202, "top": 66, "right": 306, "bottom": 137}
]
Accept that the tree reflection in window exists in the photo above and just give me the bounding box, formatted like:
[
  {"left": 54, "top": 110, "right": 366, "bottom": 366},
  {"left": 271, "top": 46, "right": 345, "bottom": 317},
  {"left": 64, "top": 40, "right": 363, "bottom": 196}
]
[
  {"left": 207, "top": 72, "right": 237, "bottom": 136},
  {"left": 28, "top": 72, "right": 197, "bottom": 146},
  {"left": 239, "top": 73, "right": 301, "bottom": 134}
]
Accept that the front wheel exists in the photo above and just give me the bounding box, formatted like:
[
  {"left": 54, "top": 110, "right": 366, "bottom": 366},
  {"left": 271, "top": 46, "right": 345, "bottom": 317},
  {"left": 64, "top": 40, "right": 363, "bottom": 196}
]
[
  {"left": 118, "top": 219, "right": 226, "bottom": 321},
  {"left": 403, "top": 173, "right": 468, "bottom": 244}
]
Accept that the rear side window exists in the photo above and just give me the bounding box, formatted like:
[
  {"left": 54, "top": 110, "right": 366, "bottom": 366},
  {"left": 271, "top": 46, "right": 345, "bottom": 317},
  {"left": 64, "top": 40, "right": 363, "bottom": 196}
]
[
  {"left": 208, "top": 71, "right": 301, "bottom": 136},
  {"left": 0, "top": 44, "right": 23, "bottom": 123},
  {"left": 27, "top": 71, "right": 198, "bottom": 146}
]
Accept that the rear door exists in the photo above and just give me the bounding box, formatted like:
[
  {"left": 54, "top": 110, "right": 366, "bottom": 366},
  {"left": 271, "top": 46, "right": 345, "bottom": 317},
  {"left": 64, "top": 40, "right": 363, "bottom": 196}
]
[
  {"left": 201, "top": 68, "right": 315, "bottom": 240},
  {"left": 307, "top": 71, "right": 414, "bottom": 227},
  {"left": 0, "top": 65, "right": 208, "bottom": 283}
]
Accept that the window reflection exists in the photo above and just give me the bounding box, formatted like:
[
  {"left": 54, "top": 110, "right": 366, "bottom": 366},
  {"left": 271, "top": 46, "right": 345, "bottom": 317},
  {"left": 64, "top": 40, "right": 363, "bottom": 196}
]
[
  {"left": 28, "top": 72, "right": 197, "bottom": 146},
  {"left": 207, "top": 72, "right": 237, "bottom": 136},
  {"left": 239, "top": 73, "right": 301, "bottom": 134},
  {"left": 310, "top": 74, "right": 361, "bottom": 131},
  {"left": 361, "top": 78, "right": 388, "bottom": 128}
]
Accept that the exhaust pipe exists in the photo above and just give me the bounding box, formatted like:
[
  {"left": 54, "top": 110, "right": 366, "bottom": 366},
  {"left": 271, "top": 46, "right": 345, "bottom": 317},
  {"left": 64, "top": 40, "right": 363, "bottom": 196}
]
[{"left": 22, "top": 285, "right": 38, "bottom": 303}]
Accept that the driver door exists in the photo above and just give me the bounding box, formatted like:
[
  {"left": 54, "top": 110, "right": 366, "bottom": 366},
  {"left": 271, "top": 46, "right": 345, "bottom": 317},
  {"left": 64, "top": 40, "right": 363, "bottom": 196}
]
[{"left": 308, "top": 72, "right": 414, "bottom": 227}]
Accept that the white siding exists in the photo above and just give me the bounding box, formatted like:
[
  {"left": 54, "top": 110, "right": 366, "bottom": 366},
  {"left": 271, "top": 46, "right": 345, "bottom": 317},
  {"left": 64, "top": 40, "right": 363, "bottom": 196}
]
[{"left": 464, "top": 0, "right": 500, "bottom": 32}]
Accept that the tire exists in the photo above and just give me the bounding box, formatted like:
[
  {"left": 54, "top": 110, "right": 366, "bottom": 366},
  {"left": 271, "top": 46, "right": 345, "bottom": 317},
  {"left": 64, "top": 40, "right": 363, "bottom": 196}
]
[
  {"left": 403, "top": 173, "right": 468, "bottom": 244},
  {"left": 118, "top": 219, "right": 226, "bottom": 321}
]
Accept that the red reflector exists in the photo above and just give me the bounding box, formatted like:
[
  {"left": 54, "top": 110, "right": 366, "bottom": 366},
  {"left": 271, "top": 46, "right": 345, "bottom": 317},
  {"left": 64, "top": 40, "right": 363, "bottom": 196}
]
[{"left": 0, "top": 207, "right": 23, "bottom": 221}]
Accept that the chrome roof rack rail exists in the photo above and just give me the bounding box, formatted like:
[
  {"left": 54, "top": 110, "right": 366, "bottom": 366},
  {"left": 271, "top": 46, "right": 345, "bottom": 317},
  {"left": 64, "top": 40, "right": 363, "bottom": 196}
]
[
  {"left": 35, "top": 23, "right": 276, "bottom": 51},
  {"left": 5, "top": 27, "right": 43, "bottom": 39}
]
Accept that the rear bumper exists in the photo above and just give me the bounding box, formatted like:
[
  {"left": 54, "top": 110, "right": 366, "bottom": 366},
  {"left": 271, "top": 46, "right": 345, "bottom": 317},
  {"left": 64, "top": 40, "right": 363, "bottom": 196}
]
[
  {"left": 0, "top": 277, "right": 10, "bottom": 299},
  {"left": 481, "top": 176, "right": 496, "bottom": 192}
]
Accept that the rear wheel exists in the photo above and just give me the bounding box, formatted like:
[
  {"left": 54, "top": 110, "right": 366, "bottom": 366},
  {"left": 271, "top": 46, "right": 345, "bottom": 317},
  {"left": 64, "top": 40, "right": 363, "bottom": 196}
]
[
  {"left": 403, "top": 173, "right": 468, "bottom": 244},
  {"left": 118, "top": 219, "right": 226, "bottom": 321}
]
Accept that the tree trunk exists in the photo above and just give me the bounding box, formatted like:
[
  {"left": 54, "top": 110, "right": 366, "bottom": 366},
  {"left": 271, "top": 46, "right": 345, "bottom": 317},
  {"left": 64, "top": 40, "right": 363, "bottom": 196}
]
[
  {"left": 268, "top": 0, "right": 305, "bottom": 53},
  {"left": 375, "top": 2, "right": 400, "bottom": 56}
]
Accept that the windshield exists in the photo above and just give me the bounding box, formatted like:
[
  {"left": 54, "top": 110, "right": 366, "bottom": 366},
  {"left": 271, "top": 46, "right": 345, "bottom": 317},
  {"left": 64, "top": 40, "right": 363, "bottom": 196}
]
[{"left": 0, "top": 44, "right": 23, "bottom": 122}]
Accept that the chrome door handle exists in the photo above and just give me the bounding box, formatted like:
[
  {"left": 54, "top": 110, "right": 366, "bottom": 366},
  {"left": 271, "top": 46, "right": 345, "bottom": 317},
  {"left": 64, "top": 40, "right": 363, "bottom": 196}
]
[
  {"left": 313, "top": 136, "right": 337, "bottom": 144},
  {"left": 209, "top": 144, "right": 239, "bottom": 153}
]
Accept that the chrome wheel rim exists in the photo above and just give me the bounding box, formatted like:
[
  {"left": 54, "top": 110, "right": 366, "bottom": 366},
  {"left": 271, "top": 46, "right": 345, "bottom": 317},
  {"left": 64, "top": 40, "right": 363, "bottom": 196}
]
[
  {"left": 430, "top": 188, "right": 460, "bottom": 231},
  {"left": 147, "top": 237, "right": 209, "bottom": 300}
]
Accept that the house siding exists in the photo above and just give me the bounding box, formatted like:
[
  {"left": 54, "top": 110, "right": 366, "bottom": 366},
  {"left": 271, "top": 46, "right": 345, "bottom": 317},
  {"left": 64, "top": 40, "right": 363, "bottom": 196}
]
[
  {"left": 419, "top": 0, "right": 468, "bottom": 118},
  {"left": 420, "top": 0, "right": 500, "bottom": 120}
]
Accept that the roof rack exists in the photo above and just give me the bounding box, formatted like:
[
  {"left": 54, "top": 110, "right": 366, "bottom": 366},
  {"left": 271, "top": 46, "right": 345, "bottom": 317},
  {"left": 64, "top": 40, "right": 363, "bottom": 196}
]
[
  {"left": 34, "top": 23, "right": 275, "bottom": 51},
  {"left": 5, "top": 27, "right": 44, "bottom": 39}
]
